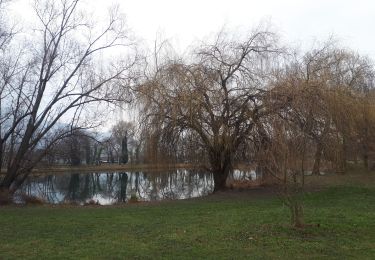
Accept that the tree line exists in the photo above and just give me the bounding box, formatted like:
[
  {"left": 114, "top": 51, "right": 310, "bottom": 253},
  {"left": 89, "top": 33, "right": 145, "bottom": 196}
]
[
  {"left": 0, "top": 0, "right": 138, "bottom": 199},
  {"left": 136, "top": 32, "right": 375, "bottom": 226},
  {"left": 1, "top": 0, "right": 375, "bottom": 217}
]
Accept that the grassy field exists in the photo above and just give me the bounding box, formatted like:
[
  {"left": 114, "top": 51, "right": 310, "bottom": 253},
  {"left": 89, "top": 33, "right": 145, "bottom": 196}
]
[{"left": 0, "top": 170, "right": 375, "bottom": 259}]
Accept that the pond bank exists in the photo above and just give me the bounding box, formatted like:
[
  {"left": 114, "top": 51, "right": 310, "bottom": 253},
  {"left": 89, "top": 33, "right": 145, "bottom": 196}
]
[
  {"left": 1, "top": 163, "right": 258, "bottom": 176},
  {"left": 1, "top": 163, "right": 203, "bottom": 176}
]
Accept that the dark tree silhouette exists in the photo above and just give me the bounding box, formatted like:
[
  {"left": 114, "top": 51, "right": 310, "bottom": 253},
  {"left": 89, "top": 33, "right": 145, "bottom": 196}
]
[{"left": 120, "top": 135, "right": 129, "bottom": 164}]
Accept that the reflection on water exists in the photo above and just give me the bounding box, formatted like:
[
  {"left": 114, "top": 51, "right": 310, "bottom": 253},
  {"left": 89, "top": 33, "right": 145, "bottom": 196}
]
[{"left": 16, "top": 169, "right": 256, "bottom": 205}]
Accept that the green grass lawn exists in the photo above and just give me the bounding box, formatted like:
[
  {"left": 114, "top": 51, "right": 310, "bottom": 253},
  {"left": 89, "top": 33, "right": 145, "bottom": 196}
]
[{"left": 1, "top": 179, "right": 375, "bottom": 259}]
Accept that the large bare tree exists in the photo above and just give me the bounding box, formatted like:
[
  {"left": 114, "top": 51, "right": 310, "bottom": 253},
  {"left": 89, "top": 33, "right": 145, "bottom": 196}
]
[
  {"left": 0, "top": 0, "right": 137, "bottom": 201},
  {"left": 138, "top": 28, "right": 280, "bottom": 191}
]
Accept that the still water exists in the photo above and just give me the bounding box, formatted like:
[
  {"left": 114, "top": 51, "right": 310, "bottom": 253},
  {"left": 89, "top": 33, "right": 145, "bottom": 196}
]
[{"left": 16, "top": 169, "right": 256, "bottom": 205}]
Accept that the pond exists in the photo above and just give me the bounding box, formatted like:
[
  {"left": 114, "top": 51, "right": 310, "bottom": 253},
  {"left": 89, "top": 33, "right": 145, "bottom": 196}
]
[{"left": 15, "top": 169, "right": 256, "bottom": 205}]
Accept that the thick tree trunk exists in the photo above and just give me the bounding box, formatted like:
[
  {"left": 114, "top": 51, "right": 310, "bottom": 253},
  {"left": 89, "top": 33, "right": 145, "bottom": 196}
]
[
  {"left": 0, "top": 166, "right": 32, "bottom": 203},
  {"left": 210, "top": 150, "right": 233, "bottom": 192},
  {"left": 363, "top": 142, "right": 369, "bottom": 171},
  {"left": 213, "top": 169, "right": 230, "bottom": 192},
  {"left": 312, "top": 142, "right": 323, "bottom": 175},
  {"left": 339, "top": 136, "right": 347, "bottom": 174},
  {"left": 363, "top": 154, "right": 369, "bottom": 170},
  {"left": 362, "top": 105, "right": 370, "bottom": 171},
  {"left": 290, "top": 202, "right": 304, "bottom": 228},
  {"left": 0, "top": 186, "right": 11, "bottom": 204},
  {"left": 0, "top": 170, "right": 17, "bottom": 195}
]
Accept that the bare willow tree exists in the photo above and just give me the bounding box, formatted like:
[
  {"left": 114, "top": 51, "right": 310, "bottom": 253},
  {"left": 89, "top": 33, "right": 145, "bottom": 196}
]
[
  {"left": 267, "top": 44, "right": 338, "bottom": 176},
  {"left": 138, "top": 27, "right": 281, "bottom": 191},
  {"left": 0, "top": 0, "right": 138, "bottom": 201},
  {"left": 333, "top": 53, "right": 375, "bottom": 171},
  {"left": 313, "top": 48, "right": 375, "bottom": 173},
  {"left": 255, "top": 42, "right": 375, "bottom": 227},
  {"left": 269, "top": 43, "right": 375, "bottom": 176},
  {"left": 355, "top": 79, "right": 375, "bottom": 170},
  {"left": 256, "top": 112, "right": 310, "bottom": 227}
]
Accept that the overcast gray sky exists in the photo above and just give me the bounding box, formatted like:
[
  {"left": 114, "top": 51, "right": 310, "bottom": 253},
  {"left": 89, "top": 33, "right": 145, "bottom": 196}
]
[
  {"left": 7, "top": 0, "right": 375, "bottom": 128},
  {"left": 119, "top": 0, "right": 374, "bottom": 59},
  {"left": 9, "top": 0, "right": 375, "bottom": 59}
]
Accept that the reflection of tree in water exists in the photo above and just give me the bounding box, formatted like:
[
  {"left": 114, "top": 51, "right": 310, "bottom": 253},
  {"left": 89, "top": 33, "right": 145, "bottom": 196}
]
[
  {"left": 41, "top": 175, "right": 59, "bottom": 202},
  {"left": 18, "top": 175, "right": 60, "bottom": 203},
  {"left": 65, "top": 173, "right": 103, "bottom": 203},
  {"left": 80, "top": 174, "right": 91, "bottom": 201},
  {"left": 117, "top": 172, "right": 128, "bottom": 202},
  {"left": 127, "top": 172, "right": 141, "bottom": 199},
  {"left": 106, "top": 173, "right": 115, "bottom": 192},
  {"left": 66, "top": 174, "right": 80, "bottom": 201},
  {"left": 146, "top": 169, "right": 213, "bottom": 200},
  {"left": 160, "top": 171, "right": 185, "bottom": 199},
  {"left": 93, "top": 173, "right": 102, "bottom": 192},
  {"left": 18, "top": 168, "right": 222, "bottom": 204},
  {"left": 134, "top": 172, "right": 140, "bottom": 195},
  {"left": 150, "top": 174, "right": 159, "bottom": 200}
]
